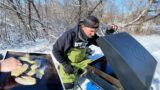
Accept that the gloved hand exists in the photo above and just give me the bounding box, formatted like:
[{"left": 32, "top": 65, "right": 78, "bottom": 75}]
[
  {"left": 109, "top": 24, "right": 118, "bottom": 30},
  {"left": 86, "top": 47, "right": 92, "bottom": 55},
  {"left": 78, "top": 69, "right": 87, "bottom": 77},
  {"left": 77, "top": 69, "right": 84, "bottom": 75},
  {"left": 106, "top": 29, "right": 115, "bottom": 35},
  {"left": 106, "top": 24, "right": 118, "bottom": 35},
  {"left": 62, "top": 62, "right": 74, "bottom": 74}
]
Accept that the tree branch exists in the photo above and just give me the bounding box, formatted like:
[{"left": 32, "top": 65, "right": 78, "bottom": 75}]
[
  {"left": 31, "top": 0, "right": 41, "bottom": 21},
  {"left": 28, "top": 0, "right": 32, "bottom": 31},
  {"left": 88, "top": 0, "right": 102, "bottom": 16},
  {"left": 0, "top": 1, "right": 51, "bottom": 30},
  {"left": 123, "top": 0, "right": 154, "bottom": 27},
  {"left": 140, "top": 12, "right": 160, "bottom": 23}
]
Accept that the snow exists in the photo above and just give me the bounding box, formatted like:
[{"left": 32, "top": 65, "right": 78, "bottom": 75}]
[{"left": 0, "top": 39, "right": 50, "bottom": 53}]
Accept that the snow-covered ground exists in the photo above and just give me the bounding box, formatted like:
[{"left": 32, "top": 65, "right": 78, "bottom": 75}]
[
  {"left": 0, "top": 33, "right": 160, "bottom": 90},
  {"left": 0, "top": 38, "right": 51, "bottom": 55}
]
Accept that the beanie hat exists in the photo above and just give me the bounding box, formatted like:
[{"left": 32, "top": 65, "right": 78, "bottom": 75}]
[{"left": 83, "top": 16, "right": 99, "bottom": 28}]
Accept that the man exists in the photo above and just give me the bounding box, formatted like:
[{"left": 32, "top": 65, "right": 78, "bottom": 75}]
[
  {"left": 0, "top": 54, "right": 22, "bottom": 72},
  {"left": 53, "top": 16, "right": 117, "bottom": 89}
]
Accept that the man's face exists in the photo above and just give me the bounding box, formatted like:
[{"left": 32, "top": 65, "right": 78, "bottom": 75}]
[{"left": 82, "top": 25, "right": 97, "bottom": 38}]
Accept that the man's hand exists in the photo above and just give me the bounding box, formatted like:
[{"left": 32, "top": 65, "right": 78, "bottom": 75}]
[
  {"left": 106, "top": 24, "right": 118, "bottom": 35},
  {"left": 63, "top": 62, "right": 74, "bottom": 74},
  {"left": 0, "top": 57, "right": 22, "bottom": 72},
  {"left": 108, "top": 24, "right": 118, "bottom": 31},
  {"left": 86, "top": 47, "right": 92, "bottom": 55}
]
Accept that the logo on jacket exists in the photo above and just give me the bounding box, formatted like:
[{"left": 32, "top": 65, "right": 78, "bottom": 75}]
[{"left": 74, "top": 41, "right": 88, "bottom": 48}]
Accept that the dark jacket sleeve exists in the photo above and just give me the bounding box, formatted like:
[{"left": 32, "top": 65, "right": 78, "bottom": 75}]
[{"left": 52, "top": 31, "right": 72, "bottom": 64}]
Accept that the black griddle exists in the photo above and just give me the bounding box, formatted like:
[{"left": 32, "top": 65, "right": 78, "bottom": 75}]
[{"left": 0, "top": 51, "right": 63, "bottom": 90}]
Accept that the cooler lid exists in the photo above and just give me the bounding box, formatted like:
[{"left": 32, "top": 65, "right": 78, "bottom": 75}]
[{"left": 96, "top": 32, "right": 157, "bottom": 90}]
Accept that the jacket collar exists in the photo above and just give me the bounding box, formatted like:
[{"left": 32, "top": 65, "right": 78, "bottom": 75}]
[{"left": 78, "top": 25, "right": 88, "bottom": 41}]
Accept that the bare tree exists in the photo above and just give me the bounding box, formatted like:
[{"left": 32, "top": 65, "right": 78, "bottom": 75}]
[{"left": 123, "top": 0, "right": 155, "bottom": 27}]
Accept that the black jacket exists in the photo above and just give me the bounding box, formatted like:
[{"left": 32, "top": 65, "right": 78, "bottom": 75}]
[{"left": 52, "top": 24, "right": 99, "bottom": 64}]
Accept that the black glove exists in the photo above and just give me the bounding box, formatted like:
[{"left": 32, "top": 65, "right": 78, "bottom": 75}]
[
  {"left": 105, "top": 24, "right": 118, "bottom": 35},
  {"left": 62, "top": 62, "right": 74, "bottom": 74},
  {"left": 77, "top": 69, "right": 84, "bottom": 75},
  {"left": 86, "top": 47, "right": 92, "bottom": 55},
  {"left": 0, "top": 54, "right": 3, "bottom": 60},
  {"left": 106, "top": 29, "right": 115, "bottom": 35}
]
